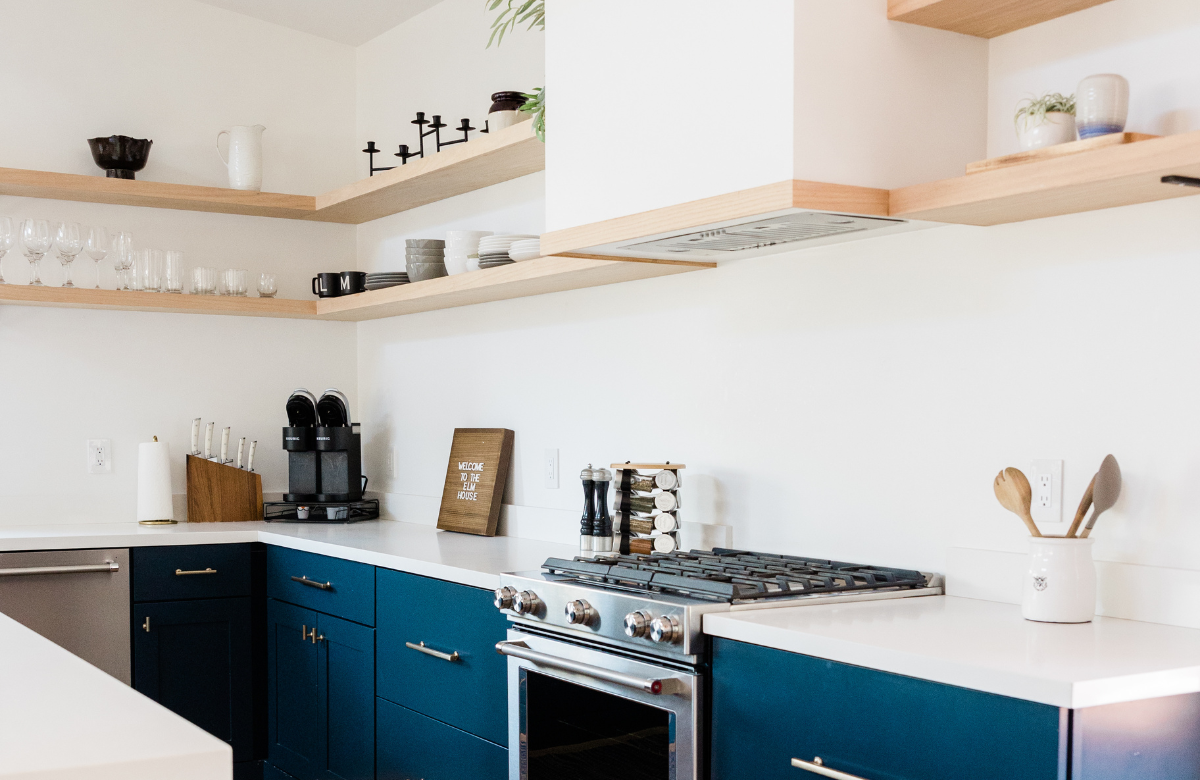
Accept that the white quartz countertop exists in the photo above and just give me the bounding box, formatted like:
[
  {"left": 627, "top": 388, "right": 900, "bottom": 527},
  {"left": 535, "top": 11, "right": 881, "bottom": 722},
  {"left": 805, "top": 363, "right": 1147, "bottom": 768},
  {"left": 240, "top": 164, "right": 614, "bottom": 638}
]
[
  {"left": 704, "top": 595, "right": 1200, "bottom": 709},
  {"left": 0, "top": 611, "right": 230, "bottom": 780},
  {"left": 0, "top": 520, "right": 576, "bottom": 590}
]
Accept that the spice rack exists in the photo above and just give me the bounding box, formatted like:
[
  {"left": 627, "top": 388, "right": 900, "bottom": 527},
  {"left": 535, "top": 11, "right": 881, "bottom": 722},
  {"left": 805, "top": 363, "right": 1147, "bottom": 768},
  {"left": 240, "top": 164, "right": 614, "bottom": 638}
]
[{"left": 612, "top": 463, "right": 684, "bottom": 555}]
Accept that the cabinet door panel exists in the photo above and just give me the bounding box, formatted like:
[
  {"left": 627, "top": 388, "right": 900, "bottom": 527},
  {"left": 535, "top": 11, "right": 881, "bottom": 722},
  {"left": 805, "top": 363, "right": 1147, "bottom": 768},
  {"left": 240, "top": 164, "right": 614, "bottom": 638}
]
[
  {"left": 133, "top": 597, "right": 253, "bottom": 762},
  {"left": 711, "top": 638, "right": 1065, "bottom": 780},
  {"left": 268, "top": 599, "right": 321, "bottom": 780},
  {"left": 317, "top": 612, "right": 374, "bottom": 780},
  {"left": 377, "top": 697, "right": 507, "bottom": 780}
]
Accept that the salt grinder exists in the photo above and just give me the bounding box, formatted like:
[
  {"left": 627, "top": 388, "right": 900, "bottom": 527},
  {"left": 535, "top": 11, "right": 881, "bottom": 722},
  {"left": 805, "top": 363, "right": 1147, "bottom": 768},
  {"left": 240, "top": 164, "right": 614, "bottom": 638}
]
[
  {"left": 592, "top": 467, "right": 613, "bottom": 553},
  {"left": 579, "top": 465, "right": 596, "bottom": 556}
]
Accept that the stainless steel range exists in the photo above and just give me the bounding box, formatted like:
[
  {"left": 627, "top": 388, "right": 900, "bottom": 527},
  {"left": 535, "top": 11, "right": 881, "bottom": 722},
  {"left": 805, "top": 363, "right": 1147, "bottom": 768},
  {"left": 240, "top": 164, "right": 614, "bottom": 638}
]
[{"left": 493, "top": 549, "right": 944, "bottom": 780}]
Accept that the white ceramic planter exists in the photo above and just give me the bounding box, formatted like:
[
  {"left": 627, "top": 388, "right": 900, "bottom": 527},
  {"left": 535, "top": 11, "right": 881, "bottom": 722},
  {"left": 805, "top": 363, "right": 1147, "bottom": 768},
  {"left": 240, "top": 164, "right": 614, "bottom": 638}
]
[
  {"left": 1017, "top": 112, "right": 1077, "bottom": 151},
  {"left": 1076, "top": 74, "right": 1129, "bottom": 139},
  {"left": 1022, "top": 537, "right": 1096, "bottom": 623}
]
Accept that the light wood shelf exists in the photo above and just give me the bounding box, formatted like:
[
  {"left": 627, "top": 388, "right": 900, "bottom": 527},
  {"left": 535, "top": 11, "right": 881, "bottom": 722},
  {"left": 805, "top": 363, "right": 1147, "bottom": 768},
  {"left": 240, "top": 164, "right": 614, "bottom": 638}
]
[
  {"left": 890, "top": 130, "right": 1200, "bottom": 226},
  {"left": 0, "top": 122, "right": 544, "bottom": 225},
  {"left": 888, "top": 0, "right": 1115, "bottom": 38},
  {"left": 0, "top": 255, "right": 713, "bottom": 321}
]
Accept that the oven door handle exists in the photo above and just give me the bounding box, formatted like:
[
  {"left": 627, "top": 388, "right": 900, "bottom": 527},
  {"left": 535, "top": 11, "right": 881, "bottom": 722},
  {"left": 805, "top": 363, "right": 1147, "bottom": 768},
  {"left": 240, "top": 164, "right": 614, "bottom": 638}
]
[{"left": 496, "top": 640, "right": 680, "bottom": 695}]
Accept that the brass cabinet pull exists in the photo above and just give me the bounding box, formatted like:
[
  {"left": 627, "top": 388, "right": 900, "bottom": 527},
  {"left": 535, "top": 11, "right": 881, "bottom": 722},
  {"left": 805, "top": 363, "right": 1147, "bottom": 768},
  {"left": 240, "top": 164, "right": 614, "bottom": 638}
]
[
  {"left": 143, "top": 616, "right": 151, "bottom": 633},
  {"left": 406, "top": 641, "right": 460, "bottom": 662},
  {"left": 792, "top": 757, "right": 869, "bottom": 780},
  {"left": 302, "top": 625, "right": 317, "bottom": 643},
  {"left": 291, "top": 575, "right": 332, "bottom": 590},
  {"left": 175, "top": 568, "right": 217, "bottom": 576}
]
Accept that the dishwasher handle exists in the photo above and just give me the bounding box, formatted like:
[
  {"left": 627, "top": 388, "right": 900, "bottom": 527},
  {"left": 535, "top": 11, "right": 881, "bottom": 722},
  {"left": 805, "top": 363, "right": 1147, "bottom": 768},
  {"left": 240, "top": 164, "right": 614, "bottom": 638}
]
[
  {"left": 0, "top": 562, "right": 119, "bottom": 577},
  {"left": 496, "top": 640, "right": 679, "bottom": 695}
]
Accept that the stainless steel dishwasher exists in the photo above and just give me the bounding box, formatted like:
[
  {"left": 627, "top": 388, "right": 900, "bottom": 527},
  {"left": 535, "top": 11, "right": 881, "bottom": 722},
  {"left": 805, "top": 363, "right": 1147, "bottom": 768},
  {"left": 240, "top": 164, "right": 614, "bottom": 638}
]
[{"left": 0, "top": 548, "right": 131, "bottom": 684}]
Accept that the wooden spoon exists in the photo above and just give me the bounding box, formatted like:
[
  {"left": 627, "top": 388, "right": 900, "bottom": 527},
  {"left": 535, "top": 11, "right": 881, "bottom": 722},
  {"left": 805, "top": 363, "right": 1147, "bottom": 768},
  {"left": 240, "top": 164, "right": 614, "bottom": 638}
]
[
  {"left": 994, "top": 467, "right": 1042, "bottom": 537},
  {"left": 1080, "top": 455, "right": 1121, "bottom": 539},
  {"left": 1065, "top": 474, "right": 1096, "bottom": 539}
]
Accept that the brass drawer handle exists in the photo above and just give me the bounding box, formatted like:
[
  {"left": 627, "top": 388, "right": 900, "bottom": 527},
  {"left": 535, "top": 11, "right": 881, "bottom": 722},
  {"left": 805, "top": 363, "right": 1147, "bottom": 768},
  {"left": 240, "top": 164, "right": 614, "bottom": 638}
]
[
  {"left": 291, "top": 575, "right": 332, "bottom": 590},
  {"left": 406, "top": 641, "right": 460, "bottom": 662},
  {"left": 175, "top": 568, "right": 217, "bottom": 576},
  {"left": 792, "top": 757, "right": 868, "bottom": 780}
]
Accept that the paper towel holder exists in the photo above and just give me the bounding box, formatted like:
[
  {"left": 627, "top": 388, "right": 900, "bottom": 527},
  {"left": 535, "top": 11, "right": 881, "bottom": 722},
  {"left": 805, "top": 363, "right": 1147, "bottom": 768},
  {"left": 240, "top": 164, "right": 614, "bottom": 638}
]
[{"left": 139, "top": 435, "right": 179, "bottom": 526}]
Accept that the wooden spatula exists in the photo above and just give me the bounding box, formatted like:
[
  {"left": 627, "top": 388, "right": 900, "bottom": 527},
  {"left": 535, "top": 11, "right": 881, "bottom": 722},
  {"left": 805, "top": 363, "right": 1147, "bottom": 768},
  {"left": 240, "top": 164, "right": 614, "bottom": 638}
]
[
  {"left": 1080, "top": 455, "right": 1121, "bottom": 539},
  {"left": 994, "top": 467, "right": 1042, "bottom": 537},
  {"left": 1065, "top": 475, "right": 1095, "bottom": 539}
]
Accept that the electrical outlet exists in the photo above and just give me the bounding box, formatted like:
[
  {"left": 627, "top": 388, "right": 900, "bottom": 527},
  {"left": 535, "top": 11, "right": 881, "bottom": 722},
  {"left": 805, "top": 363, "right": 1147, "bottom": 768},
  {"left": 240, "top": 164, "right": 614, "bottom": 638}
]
[
  {"left": 87, "top": 439, "right": 112, "bottom": 474},
  {"left": 1030, "top": 459, "right": 1063, "bottom": 525},
  {"left": 544, "top": 448, "right": 559, "bottom": 489}
]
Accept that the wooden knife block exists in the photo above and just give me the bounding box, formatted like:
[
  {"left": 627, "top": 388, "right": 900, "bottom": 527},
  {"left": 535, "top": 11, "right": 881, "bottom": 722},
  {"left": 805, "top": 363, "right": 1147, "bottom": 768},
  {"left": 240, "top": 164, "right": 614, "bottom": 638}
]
[{"left": 186, "top": 455, "right": 264, "bottom": 523}]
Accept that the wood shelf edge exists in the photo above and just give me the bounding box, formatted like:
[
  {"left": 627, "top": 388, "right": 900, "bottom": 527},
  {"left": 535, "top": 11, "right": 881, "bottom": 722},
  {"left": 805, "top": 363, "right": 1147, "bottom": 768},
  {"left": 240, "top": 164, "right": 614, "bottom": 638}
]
[
  {"left": 0, "top": 286, "right": 319, "bottom": 318},
  {"left": 887, "top": 0, "right": 1117, "bottom": 38}
]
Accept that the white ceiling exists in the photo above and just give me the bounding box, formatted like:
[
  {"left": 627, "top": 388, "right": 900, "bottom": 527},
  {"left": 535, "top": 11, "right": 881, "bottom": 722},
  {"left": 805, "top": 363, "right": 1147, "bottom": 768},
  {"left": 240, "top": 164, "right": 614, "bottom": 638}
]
[{"left": 194, "top": 0, "right": 443, "bottom": 46}]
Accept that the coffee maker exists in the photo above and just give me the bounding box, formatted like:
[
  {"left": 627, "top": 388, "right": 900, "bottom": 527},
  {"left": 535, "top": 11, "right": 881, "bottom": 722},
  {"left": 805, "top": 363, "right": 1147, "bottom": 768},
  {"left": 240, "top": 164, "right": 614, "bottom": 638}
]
[{"left": 282, "top": 388, "right": 363, "bottom": 502}]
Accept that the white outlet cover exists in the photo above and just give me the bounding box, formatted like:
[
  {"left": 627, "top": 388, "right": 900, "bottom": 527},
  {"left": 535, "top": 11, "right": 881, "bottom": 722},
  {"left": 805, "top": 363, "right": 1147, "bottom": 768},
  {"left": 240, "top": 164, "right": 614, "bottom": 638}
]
[
  {"left": 87, "top": 439, "right": 112, "bottom": 474},
  {"left": 1030, "top": 459, "right": 1063, "bottom": 527},
  {"left": 544, "top": 448, "right": 559, "bottom": 489}
]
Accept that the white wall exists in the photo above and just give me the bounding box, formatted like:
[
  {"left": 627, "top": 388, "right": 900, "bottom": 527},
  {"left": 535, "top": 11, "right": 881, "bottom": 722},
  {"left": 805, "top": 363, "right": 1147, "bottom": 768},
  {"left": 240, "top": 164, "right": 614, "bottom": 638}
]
[
  {"left": 0, "top": 0, "right": 360, "bottom": 524},
  {"left": 987, "top": 0, "right": 1200, "bottom": 157}
]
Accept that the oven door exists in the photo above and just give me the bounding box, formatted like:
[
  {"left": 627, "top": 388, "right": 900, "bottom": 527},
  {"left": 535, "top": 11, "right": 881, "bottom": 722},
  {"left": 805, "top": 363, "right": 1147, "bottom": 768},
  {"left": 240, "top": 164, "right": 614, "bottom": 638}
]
[{"left": 499, "top": 627, "right": 702, "bottom": 780}]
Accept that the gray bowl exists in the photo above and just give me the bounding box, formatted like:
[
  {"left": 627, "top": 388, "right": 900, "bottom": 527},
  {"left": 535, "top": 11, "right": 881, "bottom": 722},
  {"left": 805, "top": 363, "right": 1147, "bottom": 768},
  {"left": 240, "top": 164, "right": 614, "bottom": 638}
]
[
  {"left": 406, "top": 262, "right": 449, "bottom": 282},
  {"left": 405, "top": 249, "right": 445, "bottom": 258},
  {"left": 405, "top": 239, "right": 445, "bottom": 249}
]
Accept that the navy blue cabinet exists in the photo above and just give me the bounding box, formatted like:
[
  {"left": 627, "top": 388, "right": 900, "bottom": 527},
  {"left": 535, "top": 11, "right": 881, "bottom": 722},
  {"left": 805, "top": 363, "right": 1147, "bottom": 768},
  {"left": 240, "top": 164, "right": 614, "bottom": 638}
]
[
  {"left": 376, "top": 569, "right": 509, "bottom": 746},
  {"left": 376, "top": 697, "right": 507, "bottom": 780},
  {"left": 267, "top": 593, "right": 374, "bottom": 780},
  {"left": 711, "top": 638, "right": 1066, "bottom": 780},
  {"left": 133, "top": 597, "right": 254, "bottom": 762},
  {"left": 267, "top": 546, "right": 374, "bottom": 627}
]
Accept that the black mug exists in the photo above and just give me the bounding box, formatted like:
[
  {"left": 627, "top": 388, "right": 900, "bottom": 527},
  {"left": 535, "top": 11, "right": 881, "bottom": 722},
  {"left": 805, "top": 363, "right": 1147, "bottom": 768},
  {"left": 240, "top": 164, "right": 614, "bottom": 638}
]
[
  {"left": 339, "top": 271, "right": 367, "bottom": 295},
  {"left": 312, "top": 273, "right": 341, "bottom": 298}
]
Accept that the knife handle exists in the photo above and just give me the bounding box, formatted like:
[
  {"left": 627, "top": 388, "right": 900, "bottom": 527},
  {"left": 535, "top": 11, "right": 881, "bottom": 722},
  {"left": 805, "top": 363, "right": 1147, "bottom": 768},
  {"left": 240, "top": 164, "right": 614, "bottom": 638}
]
[
  {"left": 236, "top": 438, "right": 246, "bottom": 469},
  {"left": 220, "top": 427, "right": 230, "bottom": 463},
  {"left": 247, "top": 441, "right": 257, "bottom": 472},
  {"left": 190, "top": 418, "right": 201, "bottom": 456},
  {"left": 204, "top": 422, "right": 214, "bottom": 459}
]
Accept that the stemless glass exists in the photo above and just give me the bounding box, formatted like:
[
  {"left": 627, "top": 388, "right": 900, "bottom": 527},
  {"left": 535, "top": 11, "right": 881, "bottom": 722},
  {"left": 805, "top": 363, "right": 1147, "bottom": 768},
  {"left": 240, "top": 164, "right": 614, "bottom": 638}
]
[
  {"left": 190, "top": 266, "right": 217, "bottom": 294},
  {"left": 20, "top": 218, "right": 53, "bottom": 286},
  {"left": 127, "top": 249, "right": 145, "bottom": 291},
  {"left": 0, "top": 216, "right": 16, "bottom": 285},
  {"left": 85, "top": 226, "right": 109, "bottom": 289},
  {"left": 147, "top": 249, "right": 164, "bottom": 292},
  {"left": 164, "top": 250, "right": 184, "bottom": 293},
  {"left": 54, "top": 222, "right": 84, "bottom": 288},
  {"left": 257, "top": 273, "right": 277, "bottom": 298},
  {"left": 221, "top": 268, "right": 248, "bottom": 296},
  {"left": 111, "top": 231, "right": 133, "bottom": 290}
]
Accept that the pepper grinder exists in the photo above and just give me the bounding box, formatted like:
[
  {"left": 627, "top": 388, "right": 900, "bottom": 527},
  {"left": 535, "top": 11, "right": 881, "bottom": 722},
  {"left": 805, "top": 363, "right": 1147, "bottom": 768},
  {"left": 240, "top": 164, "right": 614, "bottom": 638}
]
[
  {"left": 579, "top": 465, "right": 595, "bottom": 556},
  {"left": 592, "top": 467, "right": 613, "bottom": 553}
]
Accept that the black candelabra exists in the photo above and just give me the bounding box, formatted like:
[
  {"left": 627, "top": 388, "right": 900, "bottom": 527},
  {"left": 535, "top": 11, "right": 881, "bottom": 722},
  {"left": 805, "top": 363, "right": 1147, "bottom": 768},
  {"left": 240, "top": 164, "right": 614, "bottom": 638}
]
[{"left": 362, "top": 112, "right": 491, "bottom": 176}]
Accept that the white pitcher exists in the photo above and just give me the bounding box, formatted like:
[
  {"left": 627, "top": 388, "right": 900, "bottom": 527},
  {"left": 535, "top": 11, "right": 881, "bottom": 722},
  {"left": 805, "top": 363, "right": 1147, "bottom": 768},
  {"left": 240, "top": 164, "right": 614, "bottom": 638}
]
[{"left": 216, "top": 125, "right": 265, "bottom": 191}]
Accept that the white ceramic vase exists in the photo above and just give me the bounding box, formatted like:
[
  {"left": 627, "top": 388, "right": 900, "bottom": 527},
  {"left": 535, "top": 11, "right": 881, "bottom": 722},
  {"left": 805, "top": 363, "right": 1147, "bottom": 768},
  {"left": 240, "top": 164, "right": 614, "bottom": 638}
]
[
  {"left": 1076, "top": 74, "right": 1129, "bottom": 139},
  {"left": 217, "top": 125, "right": 266, "bottom": 191},
  {"left": 1022, "top": 537, "right": 1096, "bottom": 623},
  {"left": 1017, "top": 112, "right": 1077, "bottom": 151}
]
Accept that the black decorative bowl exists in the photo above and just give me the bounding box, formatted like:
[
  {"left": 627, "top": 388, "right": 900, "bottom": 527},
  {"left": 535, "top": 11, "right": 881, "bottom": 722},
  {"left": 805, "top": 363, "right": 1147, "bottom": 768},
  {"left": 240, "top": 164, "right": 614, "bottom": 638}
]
[{"left": 87, "top": 135, "right": 153, "bottom": 179}]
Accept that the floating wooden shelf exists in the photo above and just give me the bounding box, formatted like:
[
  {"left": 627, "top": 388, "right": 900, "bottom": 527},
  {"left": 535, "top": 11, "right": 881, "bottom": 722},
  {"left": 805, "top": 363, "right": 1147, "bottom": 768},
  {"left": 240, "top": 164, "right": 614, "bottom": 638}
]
[
  {"left": 890, "top": 130, "right": 1200, "bottom": 226},
  {"left": 964, "top": 133, "right": 1159, "bottom": 175},
  {"left": 888, "top": 0, "right": 1116, "bottom": 38},
  {"left": 0, "top": 255, "right": 713, "bottom": 322},
  {"left": 0, "top": 122, "right": 544, "bottom": 225}
]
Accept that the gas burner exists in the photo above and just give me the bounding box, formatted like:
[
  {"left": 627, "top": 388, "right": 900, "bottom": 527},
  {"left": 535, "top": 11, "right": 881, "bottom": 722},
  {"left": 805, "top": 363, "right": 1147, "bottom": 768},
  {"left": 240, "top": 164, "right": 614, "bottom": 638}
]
[{"left": 542, "top": 548, "right": 930, "bottom": 603}]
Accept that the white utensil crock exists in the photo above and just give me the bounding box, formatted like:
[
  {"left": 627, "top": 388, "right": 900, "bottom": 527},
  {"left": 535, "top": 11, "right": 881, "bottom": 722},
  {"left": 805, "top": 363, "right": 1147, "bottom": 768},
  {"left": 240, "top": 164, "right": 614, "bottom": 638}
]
[
  {"left": 1017, "top": 112, "right": 1077, "bottom": 151},
  {"left": 1022, "top": 537, "right": 1096, "bottom": 623},
  {"left": 217, "top": 125, "right": 266, "bottom": 191}
]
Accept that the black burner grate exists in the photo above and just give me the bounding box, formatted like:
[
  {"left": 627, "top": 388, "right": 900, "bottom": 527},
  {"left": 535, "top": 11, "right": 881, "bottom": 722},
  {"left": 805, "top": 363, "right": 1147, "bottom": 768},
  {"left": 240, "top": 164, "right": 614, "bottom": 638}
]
[{"left": 542, "top": 549, "right": 929, "bottom": 603}]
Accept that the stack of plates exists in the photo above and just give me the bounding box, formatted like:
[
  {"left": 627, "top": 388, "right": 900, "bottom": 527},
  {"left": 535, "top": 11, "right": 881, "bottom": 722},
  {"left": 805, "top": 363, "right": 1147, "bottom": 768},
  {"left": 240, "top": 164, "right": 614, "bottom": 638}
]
[
  {"left": 479, "top": 234, "right": 536, "bottom": 269},
  {"left": 508, "top": 238, "right": 542, "bottom": 262},
  {"left": 366, "top": 272, "right": 408, "bottom": 290}
]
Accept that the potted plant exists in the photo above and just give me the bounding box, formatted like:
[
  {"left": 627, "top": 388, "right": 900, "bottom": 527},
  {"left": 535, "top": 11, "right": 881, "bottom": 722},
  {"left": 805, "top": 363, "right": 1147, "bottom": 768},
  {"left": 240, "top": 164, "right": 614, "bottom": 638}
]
[
  {"left": 1015, "top": 93, "right": 1077, "bottom": 151},
  {"left": 486, "top": 1, "right": 546, "bottom": 141}
]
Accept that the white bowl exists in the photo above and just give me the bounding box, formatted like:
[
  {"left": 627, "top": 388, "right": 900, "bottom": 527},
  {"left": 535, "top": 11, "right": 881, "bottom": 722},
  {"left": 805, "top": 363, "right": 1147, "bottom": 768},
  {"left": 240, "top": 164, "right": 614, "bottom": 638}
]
[
  {"left": 466, "top": 257, "right": 481, "bottom": 272},
  {"left": 444, "top": 254, "right": 469, "bottom": 275}
]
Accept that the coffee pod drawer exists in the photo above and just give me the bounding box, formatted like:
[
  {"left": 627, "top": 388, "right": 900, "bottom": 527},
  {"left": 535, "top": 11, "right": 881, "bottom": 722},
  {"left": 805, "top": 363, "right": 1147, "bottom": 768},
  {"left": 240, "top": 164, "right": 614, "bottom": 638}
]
[
  {"left": 132, "top": 544, "right": 251, "bottom": 602},
  {"left": 267, "top": 546, "right": 374, "bottom": 626}
]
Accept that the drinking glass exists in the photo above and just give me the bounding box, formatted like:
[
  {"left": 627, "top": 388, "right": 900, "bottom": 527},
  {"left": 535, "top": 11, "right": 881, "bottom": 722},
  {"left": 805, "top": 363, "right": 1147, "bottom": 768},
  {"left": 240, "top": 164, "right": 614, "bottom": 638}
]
[
  {"left": 221, "top": 268, "right": 248, "bottom": 296},
  {"left": 20, "top": 219, "right": 53, "bottom": 286},
  {"left": 164, "top": 251, "right": 184, "bottom": 293},
  {"left": 191, "top": 266, "right": 217, "bottom": 294},
  {"left": 128, "top": 249, "right": 145, "bottom": 291},
  {"left": 110, "top": 231, "right": 133, "bottom": 290},
  {"left": 257, "top": 273, "right": 277, "bottom": 298},
  {"left": 54, "top": 222, "right": 84, "bottom": 288},
  {"left": 0, "top": 216, "right": 16, "bottom": 285},
  {"left": 85, "top": 226, "right": 109, "bottom": 289},
  {"left": 147, "top": 249, "right": 164, "bottom": 292}
]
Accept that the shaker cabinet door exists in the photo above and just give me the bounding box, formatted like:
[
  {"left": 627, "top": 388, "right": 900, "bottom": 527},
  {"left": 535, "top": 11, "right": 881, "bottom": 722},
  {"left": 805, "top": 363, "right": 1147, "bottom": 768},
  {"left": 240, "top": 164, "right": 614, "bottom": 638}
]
[
  {"left": 316, "top": 612, "right": 375, "bottom": 780},
  {"left": 268, "top": 599, "right": 322, "bottom": 780}
]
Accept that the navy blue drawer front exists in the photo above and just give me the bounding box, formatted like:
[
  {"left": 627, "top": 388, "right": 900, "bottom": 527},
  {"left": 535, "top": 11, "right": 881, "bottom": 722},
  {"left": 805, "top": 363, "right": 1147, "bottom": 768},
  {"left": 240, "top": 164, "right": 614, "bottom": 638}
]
[
  {"left": 377, "top": 697, "right": 507, "bottom": 780},
  {"left": 711, "top": 638, "right": 1065, "bottom": 780},
  {"left": 267, "top": 546, "right": 374, "bottom": 626},
  {"left": 376, "top": 568, "right": 510, "bottom": 745},
  {"left": 132, "top": 544, "right": 252, "bottom": 602}
]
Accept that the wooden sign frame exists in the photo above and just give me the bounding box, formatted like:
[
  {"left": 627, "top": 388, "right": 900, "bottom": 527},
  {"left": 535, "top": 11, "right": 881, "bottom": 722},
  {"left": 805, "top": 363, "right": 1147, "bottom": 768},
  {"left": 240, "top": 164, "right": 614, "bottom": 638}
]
[{"left": 437, "top": 428, "right": 514, "bottom": 536}]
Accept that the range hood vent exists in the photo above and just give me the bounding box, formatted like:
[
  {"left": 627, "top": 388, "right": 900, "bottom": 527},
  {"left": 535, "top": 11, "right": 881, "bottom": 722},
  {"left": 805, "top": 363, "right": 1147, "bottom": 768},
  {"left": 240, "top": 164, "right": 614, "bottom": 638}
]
[{"left": 623, "top": 211, "right": 903, "bottom": 255}]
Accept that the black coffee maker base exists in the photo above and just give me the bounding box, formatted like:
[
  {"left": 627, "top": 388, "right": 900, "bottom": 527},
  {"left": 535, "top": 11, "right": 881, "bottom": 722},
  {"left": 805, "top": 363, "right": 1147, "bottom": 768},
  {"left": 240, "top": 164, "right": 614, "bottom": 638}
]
[{"left": 265, "top": 499, "right": 379, "bottom": 524}]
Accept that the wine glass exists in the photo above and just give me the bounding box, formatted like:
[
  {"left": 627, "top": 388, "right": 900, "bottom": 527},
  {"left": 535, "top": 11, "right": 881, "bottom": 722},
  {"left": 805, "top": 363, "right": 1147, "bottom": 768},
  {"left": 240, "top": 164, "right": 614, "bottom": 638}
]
[
  {"left": 0, "top": 216, "right": 16, "bottom": 285},
  {"left": 20, "top": 219, "right": 52, "bottom": 286},
  {"left": 85, "top": 226, "right": 109, "bottom": 289},
  {"left": 110, "top": 232, "right": 133, "bottom": 290},
  {"left": 54, "top": 222, "right": 84, "bottom": 288}
]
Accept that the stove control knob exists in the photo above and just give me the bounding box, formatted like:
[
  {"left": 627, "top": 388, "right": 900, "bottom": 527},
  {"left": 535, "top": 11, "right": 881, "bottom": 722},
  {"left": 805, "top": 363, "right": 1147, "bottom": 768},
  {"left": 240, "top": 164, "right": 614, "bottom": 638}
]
[
  {"left": 649, "top": 615, "right": 681, "bottom": 644},
  {"left": 623, "top": 611, "right": 653, "bottom": 638},
  {"left": 512, "top": 590, "right": 541, "bottom": 616},
  {"left": 564, "top": 599, "right": 596, "bottom": 626},
  {"left": 493, "top": 586, "right": 517, "bottom": 611}
]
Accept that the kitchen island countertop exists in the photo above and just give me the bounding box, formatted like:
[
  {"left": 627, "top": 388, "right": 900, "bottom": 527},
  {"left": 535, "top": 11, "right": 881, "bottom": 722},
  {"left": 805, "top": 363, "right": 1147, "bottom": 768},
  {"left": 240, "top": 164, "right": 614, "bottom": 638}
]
[
  {"left": 0, "top": 520, "right": 576, "bottom": 590},
  {"left": 704, "top": 594, "right": 1200, "bottom": 709}
]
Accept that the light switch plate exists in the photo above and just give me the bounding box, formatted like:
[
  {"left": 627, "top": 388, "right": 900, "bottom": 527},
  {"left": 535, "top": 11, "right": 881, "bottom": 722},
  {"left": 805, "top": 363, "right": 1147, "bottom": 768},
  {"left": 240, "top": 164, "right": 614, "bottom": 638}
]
[
  {"left": 544, "top": 448, "right": 559, "bottom": 489},
  {"left": 1030, "top": 459, "right": 1063, "bottom": 527},
  {"left": 87, "top": 439, "right": 111, "bottom": 474}
]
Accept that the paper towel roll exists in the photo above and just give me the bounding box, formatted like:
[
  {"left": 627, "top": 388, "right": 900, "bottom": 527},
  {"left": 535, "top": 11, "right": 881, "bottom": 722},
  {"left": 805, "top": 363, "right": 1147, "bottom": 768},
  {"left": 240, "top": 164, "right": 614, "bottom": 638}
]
[{"left": 137, "top": 438, "right": 174, "bottom": 523}]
